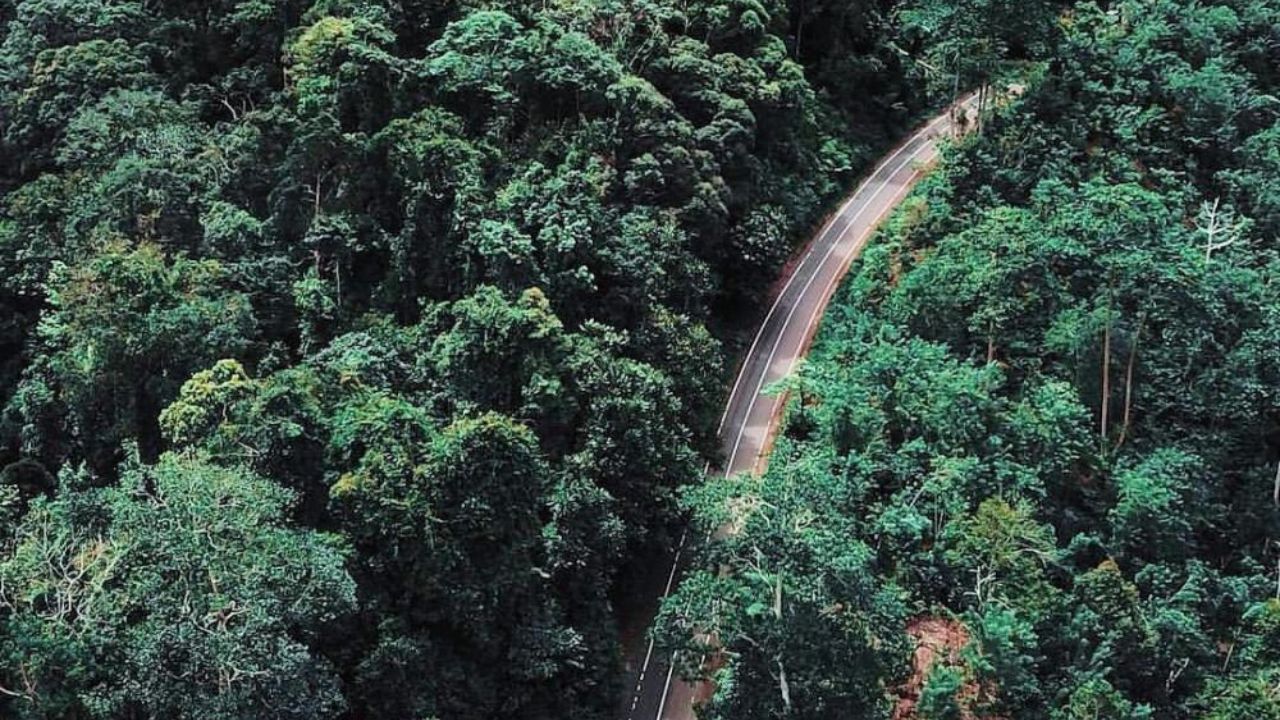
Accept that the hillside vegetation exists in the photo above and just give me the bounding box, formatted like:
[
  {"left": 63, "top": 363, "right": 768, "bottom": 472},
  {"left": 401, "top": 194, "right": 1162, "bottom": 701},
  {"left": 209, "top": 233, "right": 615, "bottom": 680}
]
[
  {"left": 0, "top": 1, "right": 932, "bottom": 718},
  {"left": 658, "top": 1, "right": 1280, "bottom": 718}
]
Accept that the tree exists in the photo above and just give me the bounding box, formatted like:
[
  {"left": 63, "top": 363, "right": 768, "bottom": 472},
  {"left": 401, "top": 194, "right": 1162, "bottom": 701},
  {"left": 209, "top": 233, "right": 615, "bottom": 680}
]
[
  {"left": 1108, "top": 449, "right": 1208, "bottom": 567},
  {"left": 565, "top": 325, "right": 701, "bottom": 548},
  {"left": 9, "top": 242, "right": 254, "bottom": 472},
  {"left": 331, "top": 409, "right": 595, "bottom": 718},
  {"left": 1052, "top": 677, "right": 1153, "bottom": 720},
  {"left": 1196, "top": 670, "right": 1280, "bottom": 720},
  {"left": 899, "top": 0, "right": 1058, "bottom": 116},
  {"left": 918, "top": 664, "right": 965, "bottom": 720},
  {"left": 424, "top": 286, "right": 571, "bottom": 420},
  {"left": 0, "top": 453, "right": 355, "bottom": 720}
]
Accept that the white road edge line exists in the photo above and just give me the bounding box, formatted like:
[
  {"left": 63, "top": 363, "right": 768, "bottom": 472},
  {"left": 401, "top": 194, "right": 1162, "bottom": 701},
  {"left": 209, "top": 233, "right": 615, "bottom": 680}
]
[
  {"left": 712, "top": 110, "right": 954, "bottom": 438},
  {"left": 722, "top": 113, "right": 951, "bottom": 472},
  {"left": 651, "top": 136, "right": 924, "bottom": 715},
  {"left": 637, "top": 95, "right": 977, "bottom": 720},
  {"left": 653, "top": 659, "right": 678, "bottom": 719},
  {"left": 759, "top": 102, "right": 976, "bottom": 452},
  {"left": 764, "top": 149, "right": 939, "bottom": 432},
  {"left": 624, "top": 526, "right": 689, "bottom": 720},
  {"left": 625, "top": 459, "right": 710, "bottom": 720},
  {"left": 723, "top": 94, "right": 977, "bottom": 468}
]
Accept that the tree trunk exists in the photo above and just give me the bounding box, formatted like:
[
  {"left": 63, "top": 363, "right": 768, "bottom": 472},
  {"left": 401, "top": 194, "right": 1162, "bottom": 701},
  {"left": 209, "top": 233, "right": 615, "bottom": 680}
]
[
  {"left": 1100, "top": 318, "right": 1112, "bottom": 443},
  {"left": 952, "top": 54, "right": 963, "bottom": 137},
  {"left": 1115, "top": 315, "right": 1145, "bottom": 450},
  {"left": 1272, "top": 462, "right": 1280, "bottom": 508},
  {"left": 794, "top": 0, "right": 805, "bottom": 58},
  {"left": 977, "top": 83, "right": 986, "bottom": 134}
]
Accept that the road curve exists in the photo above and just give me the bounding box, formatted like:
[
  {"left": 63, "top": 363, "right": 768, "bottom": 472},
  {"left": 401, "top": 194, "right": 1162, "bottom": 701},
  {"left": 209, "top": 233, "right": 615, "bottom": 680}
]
[{"left": 616, "top": 95, "right": 980, "bottom": 720}]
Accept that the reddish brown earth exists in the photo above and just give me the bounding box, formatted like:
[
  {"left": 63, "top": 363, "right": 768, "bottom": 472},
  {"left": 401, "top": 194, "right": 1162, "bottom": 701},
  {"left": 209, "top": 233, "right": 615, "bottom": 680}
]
[{"left": 893, "top": 617, "right": 973, "bottom": 720}]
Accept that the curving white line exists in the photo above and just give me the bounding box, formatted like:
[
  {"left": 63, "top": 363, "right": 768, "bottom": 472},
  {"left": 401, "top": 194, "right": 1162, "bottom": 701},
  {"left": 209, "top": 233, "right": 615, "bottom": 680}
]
[
  {"left": 721, "top": 114, "right": 951, "bottom": 474},
  {"left": 624, "top": 460, "right": 707, "bottom": 720},
  {"left": 755, "top": 100, "right": 977, "bottom": 461},
  {"left": 723, "top": 92, "right": 979, "bottom": 473},
  {"left": 624, "top": 528, "right": 687, "bottom": 720},
  {"left": 762, "top": 146, "right": 942, "bottom": 434},
  {"left": 713, "top": 109, "right": 957, "bottom": 438}
]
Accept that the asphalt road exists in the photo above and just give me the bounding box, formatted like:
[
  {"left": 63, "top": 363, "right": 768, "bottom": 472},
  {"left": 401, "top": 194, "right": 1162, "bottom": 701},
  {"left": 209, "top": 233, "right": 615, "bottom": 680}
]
[{"left": 616, "top": 96, "right": 980, "bottom": 720}]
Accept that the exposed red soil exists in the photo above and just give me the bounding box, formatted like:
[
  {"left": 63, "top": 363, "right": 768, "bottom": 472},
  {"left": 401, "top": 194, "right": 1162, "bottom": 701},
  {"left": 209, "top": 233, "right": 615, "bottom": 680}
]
[{"left": 893, "top": 616, "right": 976, "bottom": 720}]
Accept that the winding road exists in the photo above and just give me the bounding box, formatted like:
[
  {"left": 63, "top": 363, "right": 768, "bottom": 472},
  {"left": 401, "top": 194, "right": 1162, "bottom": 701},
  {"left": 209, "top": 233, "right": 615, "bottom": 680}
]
[{"left": 615, "top": 95, "right": 981, "bottom": 720}]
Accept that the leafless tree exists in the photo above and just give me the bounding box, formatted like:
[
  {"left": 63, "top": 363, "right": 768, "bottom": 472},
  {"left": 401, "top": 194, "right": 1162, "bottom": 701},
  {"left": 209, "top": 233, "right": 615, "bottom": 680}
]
[{"left": 1197, "top": 198, "right": 1245, "bottom": 261}]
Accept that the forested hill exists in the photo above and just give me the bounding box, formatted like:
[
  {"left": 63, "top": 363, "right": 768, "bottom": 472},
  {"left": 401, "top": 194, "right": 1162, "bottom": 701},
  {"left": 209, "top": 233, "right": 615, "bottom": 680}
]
[
  {"left": 0, "top": 1, "right": 927, "bottom": 719},
  {"left": 657, "top": 1, "right": 1280, "bottom": 719}
]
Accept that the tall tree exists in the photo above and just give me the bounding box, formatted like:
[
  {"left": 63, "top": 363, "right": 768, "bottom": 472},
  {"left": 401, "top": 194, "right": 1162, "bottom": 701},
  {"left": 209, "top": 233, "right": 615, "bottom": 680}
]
[{"left": 0, "top": 453, "right": 354, "bottom": 720}]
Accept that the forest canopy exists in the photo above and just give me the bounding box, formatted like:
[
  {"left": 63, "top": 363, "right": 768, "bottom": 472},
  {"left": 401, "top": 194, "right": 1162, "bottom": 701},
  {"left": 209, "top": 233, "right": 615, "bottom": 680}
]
[
  {"left": 657, "top": 1, "right": 1280, "bottom": 719},
  {"left": 0, "top": 0, "right": 924, "bottom": 718},
  {"left": 5, "top": 0, "right": 1279, "bottom": 719}
]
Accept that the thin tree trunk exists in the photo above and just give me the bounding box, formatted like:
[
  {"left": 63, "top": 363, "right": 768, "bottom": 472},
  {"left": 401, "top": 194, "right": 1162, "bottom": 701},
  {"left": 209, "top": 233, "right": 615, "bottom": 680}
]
[
  {"left": 1272, "top": 463, "right": 1280, "bottom": 508},
  {"left": 987, "top": 320, "right": 996, "bottom": 364},
  {"left": 795, "top": 0, "right": 804, "bottom": 58},
  {"left": 977, "top": 83, "right": 986, "bottom": 134},
  {"left": 952, "top": 54, "right": 962, "bottom": 137},
  {"left": 953, "top": 54, "right": 962, "bottom": 105},
  {"left": 1100, "top": 316, "right": 1112, "bottom": 443},
  {"left": 1115, "top": 315, "right": 1145, "bottom": 450}
]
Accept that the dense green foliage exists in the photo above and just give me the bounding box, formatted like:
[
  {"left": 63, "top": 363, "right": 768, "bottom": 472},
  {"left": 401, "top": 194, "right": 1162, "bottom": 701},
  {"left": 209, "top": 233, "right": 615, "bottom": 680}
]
[
  {"left": 660, "top": 1, "right": 1280, "bottom": 718},
  {"left": 0, "top": 0, "right": 925, "bottom": 718},
  {"left": 1, "top": 454, "right": 355, "bottom": 719}
]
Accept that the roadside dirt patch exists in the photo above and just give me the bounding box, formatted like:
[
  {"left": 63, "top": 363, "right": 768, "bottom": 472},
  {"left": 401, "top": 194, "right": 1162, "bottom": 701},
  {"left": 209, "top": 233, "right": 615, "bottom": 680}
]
[{"left": 893, "top": 616, "right": 972, "bottom": 720}]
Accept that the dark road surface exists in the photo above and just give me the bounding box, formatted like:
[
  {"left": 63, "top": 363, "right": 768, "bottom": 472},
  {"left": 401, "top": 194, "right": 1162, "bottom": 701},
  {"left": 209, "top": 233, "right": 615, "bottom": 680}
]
[{"left": 616, "top": 96, "right": 980, "bottom": 720}]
